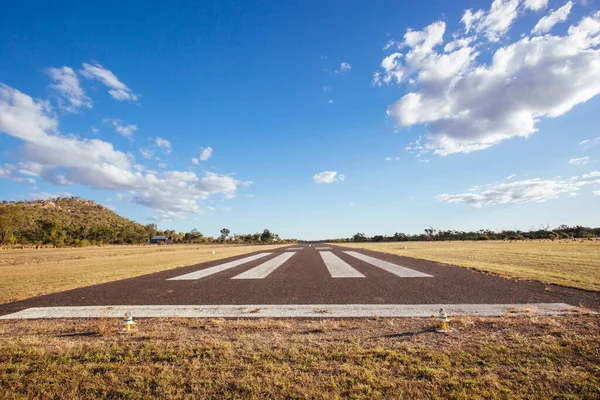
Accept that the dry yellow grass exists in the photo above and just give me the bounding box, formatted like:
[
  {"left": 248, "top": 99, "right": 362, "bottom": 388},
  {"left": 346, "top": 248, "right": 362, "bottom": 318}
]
[
  {"left": 0, "top": 315, "right": 598, "bottom": 398},
  {"left": 0, "top": 244, "right": 286, "bottom": 304},
  {"left": 336, "top": 240, "right": 600, "bottom": 291}
]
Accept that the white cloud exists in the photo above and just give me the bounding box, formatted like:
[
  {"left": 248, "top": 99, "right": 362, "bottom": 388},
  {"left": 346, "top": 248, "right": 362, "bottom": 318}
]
[
  {"left": 0, "top": 164, "right": 17, "bottom": 181},
  {"left": 377, "top": 9, "right": 600, "bottom": 155},
  {"left": 313, "top": 171, "right": 345, "bottom": 183},
  {"left": 462, "top": 0, "right": 520, "bottom": 42},
  {"left": 104, "top": 119, "right": 137, "bottom": 139},
  {"left": 507, "top": 174, "right": 516, "bottom": 180},
  {"left": 199, "top": 146, "right": 213, "bottom": 161},
  {"left": 148, "top": 210, "right": 186, "bottom": 223},
  {"left": 594, "top": 190, "right": 600, "bottom": 196},
  {"left": 334, "top": 62, "right": 352, "bottom": 74},
  {"left": 532, "top": 1, "right": 573, "bottom": 35},
  {"left": 155, "top": 137, "right": 171, "bottom": 154},
  {"left": 524, "top": 0, "right": 549, "bottom": 11},
  {"left": 0, "top": 83, "right": 250, "bottom": 216},
  {"left": 385, "top": 157, "right": 392, "bottom": 161},
  {"left": 191, "top": 158, "right": 199, "bottom": 165},
  {"left": 583, "top": 171, "right": 600, "bottom": 179},
  {"left": 437, "top": 173, "right": 600, "bottom": 207},
  {"left": 569, "top": 156, "right": 591, "bottom": 165},
  {"left": 104, "top": 203, "right": 117, "bottom": 211},
  {"left": 0, "top": 163, "right": 38, "bottom": 184},
  {"left": 328, "top": 99, "right": 334, "bottom": 104},
  {"left": 139, "top": 148, "right": 153, "bottom": 160},
  {"left": 46, "top": 66, "right": 91, "bottom": 112},
  {"left": 579, "top": 136, "right": 600, "bottom": 149},
  {"left": 81, "top": 63, "right": 138, "bottom": 102},
  {"left": 28, "top": 191, "right": 73, "bottom": 200},
  {"left": 419, "top": 159, "right": 430, "bottom": 163}
]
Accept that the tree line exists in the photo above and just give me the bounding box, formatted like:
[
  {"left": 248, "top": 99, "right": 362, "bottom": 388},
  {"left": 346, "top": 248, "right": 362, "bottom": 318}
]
[
  {"left": 331, "top": 225, "right": 600, "bottom": 243},
  {"left": 145, "top": 225, "right": 295, "bottom": 244},
  {"left": 0, "top": 198, "right": 296, "bottom": 247}
]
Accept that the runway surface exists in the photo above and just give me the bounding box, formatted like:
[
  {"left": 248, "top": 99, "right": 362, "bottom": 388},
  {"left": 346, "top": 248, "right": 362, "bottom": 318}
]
[{"left": 1, "top": 244, "right": 598, "bottom": 318}]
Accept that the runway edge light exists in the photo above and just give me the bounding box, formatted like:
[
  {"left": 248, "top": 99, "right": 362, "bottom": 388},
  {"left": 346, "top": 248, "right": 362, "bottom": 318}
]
[
  {"left": 121, "top": 311, "right": 135, "bottom": 333},
  {"left": 436, "top": 308, "right": 452, "bottom": 333}
]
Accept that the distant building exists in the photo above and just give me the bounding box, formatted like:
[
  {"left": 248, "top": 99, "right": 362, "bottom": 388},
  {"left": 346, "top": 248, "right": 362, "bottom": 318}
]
[{"left": 150, "top": 235, "right": 170, "bottom": 244}]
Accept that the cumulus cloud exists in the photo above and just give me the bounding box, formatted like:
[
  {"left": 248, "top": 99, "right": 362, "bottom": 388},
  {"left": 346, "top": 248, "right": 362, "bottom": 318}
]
[
  {"left": 339, "top": 62, "right": 351, "bottom": 73},
  {"left": 313, "top": 171, "right": 345, "bottom": 183},
  {"left": 532, "top": 1, "right": 573, "bottom": 35},
  {"left": 81, "top": 63, "right": 138, "bottom": 102},
  {"left": 332, "top": 62, "right": 352, "bottom": 74},
  {"left": 437, "top": 173, "right": 600, "bottom": 207},
  {"left": 29, "top": 191, "right": 73, "bottom": 200},
  {"left": 0, "top": 83, "right": 250, "bottom": 218},
  {"left": 199, "top": 146, "right": 213, "bottom": 161},
  {"left": 155, "top": 137, "right": 171, "bottom": 154},
  {"left": 104, "top": 119, "right": 137, "bottom": 139},
  {"left": 461, "top": 0, "right": 520, "bottom": 42},
  {"left": 376, "top": 5, "right": 600, "bottom": 156},
  {"left": 46, "top": 66, "right": 91, "bottom": 112},
  {"left": 583, "top": 171, "right": 600, "bottom": 179},
  {"left": 569, "top": 156, "right": 592, "bottom": 165},
  {"left": 139, "top": 148, "right": 153, "bottom": 160},
  {"left": 524, "top": 0, "right": 549, "bottom": 11},
  {"left": 0, "top": 163, "right": 35, "bottom": 183},
  {"left": 594, "top": 190, "right": 600, "bottom": 195}
]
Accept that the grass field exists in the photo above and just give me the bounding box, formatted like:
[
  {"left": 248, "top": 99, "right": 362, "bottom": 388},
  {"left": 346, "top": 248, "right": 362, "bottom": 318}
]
[
  {"left": 0, "top": 314, "right": 598, "bottom": 399},
  {"left": 336, "top": 241, "right": 600, "bottom": 292},
  {"left": 0, "top": 244, "right": 286, "bottom": 304}
]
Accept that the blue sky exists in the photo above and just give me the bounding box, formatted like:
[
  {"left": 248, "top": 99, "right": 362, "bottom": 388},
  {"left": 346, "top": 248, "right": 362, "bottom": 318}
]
[{"left": 1, "top": 0, "right": 599, "bottom": 240}]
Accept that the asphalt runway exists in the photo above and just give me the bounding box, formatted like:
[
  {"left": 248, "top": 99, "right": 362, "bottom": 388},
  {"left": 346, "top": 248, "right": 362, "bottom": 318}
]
[{"left": 1, "top": 244, "right": 598, "bottom": 318}]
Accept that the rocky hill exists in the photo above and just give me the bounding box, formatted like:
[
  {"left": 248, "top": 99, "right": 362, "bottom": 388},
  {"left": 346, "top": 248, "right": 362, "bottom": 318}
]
[{"left": 0, "top": 197, "right": 149, "bottom": 247}]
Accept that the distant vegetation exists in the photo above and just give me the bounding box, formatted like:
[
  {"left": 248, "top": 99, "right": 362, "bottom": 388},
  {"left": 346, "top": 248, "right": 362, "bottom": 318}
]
[
  {"left": 333, "top": 225, "right": 600, "bottom": 243},
  {"left": 0, "top": 197, "right": 296, "bottom": 247}
]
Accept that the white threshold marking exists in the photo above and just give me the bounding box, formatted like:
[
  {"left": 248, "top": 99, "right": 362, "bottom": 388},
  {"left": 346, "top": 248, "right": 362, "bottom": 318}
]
[
  {"left": 285, "top": 247, "right": 303, "bottom": 250},
  {"left": 0, "top": 303, "right": 580, "bottom": 319},
  {"left": 168, "top": 253, "right": 272, "bottom": 280},
  {"left": 232, "top": 252, "right": 296, "bottom": 279},
  {"left": 320, "top": 251, "right": 365, "bottom": 278},
  {"left": 344, "top": 251, "right": 433, "bottom": 278},
  {"left": 315, "top": 247, "right": 332, "bottom": 250}
]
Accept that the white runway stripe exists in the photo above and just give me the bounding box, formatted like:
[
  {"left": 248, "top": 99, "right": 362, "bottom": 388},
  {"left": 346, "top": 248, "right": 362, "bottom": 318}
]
[
  {"left": 168, "top": 253, "right": 272, "bottom": 280},
  {"left": 0, "top": 303, "right": 580, "bottom": 319},
  {"left": 315, "top": 247, "right": 332, "bottom": 250},
  {"left": 231, "top": 252, "right": 296, "bottom": 279},
  {"left": 343, "top": 251, "right": 433, "bottom": 278},
  {"left": 320, "top": 251, "right": 365, "bottom": 278},
  {"left": 285, "top": 247, "right": 303, "bottom": 250}
]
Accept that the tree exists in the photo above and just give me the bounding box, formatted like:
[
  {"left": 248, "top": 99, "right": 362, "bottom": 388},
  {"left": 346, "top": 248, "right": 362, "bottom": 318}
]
[
  {"left": 220, "top": 228, "right": 230, "bottom": 240},
  {"left": 0, "top": 207, "right": 16, "bottom": 246},
  {"left": 353, "top": 232, "right": 367, "bottom": 242},
  {"left": 144, "top": 223, "right": 157, "bottom": 239},
  {"left": 260, "top": 229, "right": 273, "bottom": 242}
]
